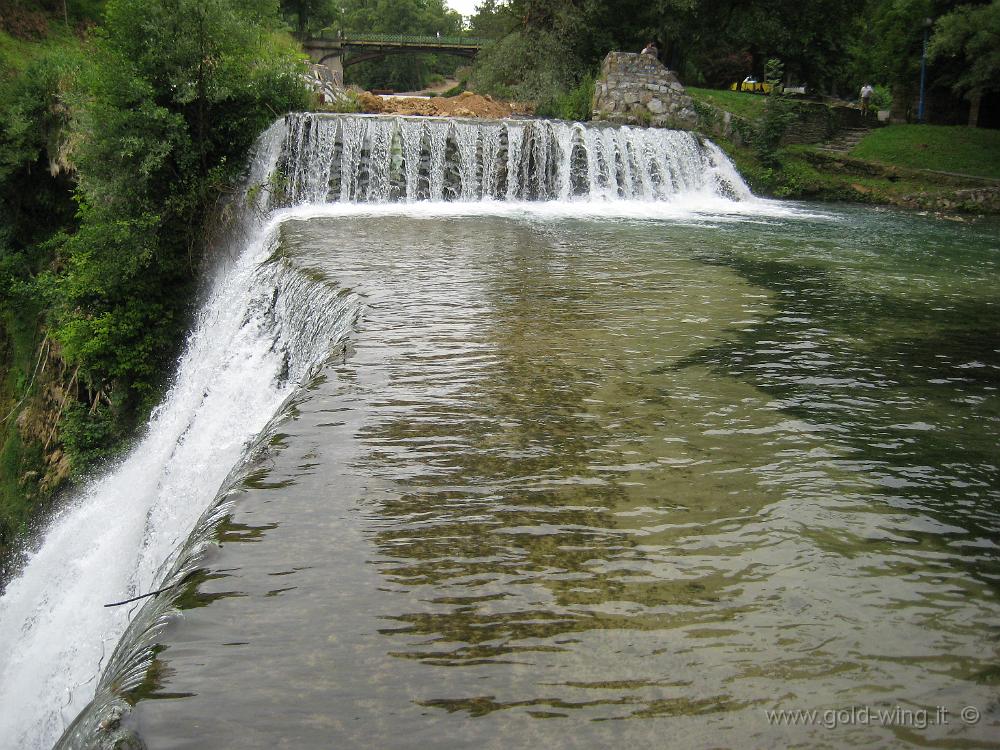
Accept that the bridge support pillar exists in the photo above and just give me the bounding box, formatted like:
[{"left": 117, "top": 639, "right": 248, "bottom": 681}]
[
  {"left": 302, "top": 40, "right": 345, "bottom": 85},
  {"left": 324, "top": 55, "right": 344, "bottom": 86}
]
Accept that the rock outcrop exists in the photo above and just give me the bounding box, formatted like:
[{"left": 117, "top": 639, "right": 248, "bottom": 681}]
[
  {"left": 591, "top": 52, "right": 698, "bottom": 130},
  {"left": 303, "top": 64, "right": 355, "bottom": 108}
]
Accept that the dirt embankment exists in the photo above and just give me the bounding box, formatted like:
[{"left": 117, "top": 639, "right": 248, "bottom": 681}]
[{"left": 355, "top": 91, "right": 532, "bottom": 119}]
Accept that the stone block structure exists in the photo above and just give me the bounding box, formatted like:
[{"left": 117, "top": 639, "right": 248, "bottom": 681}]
[{"left": 591, "top": 52, "right": 698, "bottom": 130}]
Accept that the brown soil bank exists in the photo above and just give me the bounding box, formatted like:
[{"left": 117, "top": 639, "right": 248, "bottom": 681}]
[{"left": 356, "top": 91, "right": 531, "bottom": 119}]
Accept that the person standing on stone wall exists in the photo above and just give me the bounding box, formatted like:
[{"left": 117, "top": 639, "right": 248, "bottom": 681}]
[
  {"left": 860, "top": 83, "right": 874, "bottom": 115},
  {"left": 641, "top": 41, "right": 658, "bottom": 58}
]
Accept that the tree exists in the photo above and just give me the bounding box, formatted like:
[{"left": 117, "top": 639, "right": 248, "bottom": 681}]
[
  {"left": 50, "top": 0, "right": 308, "bottom": 433},
  {"left": 470, "top": 1, "right": 587, "bottom": 103},
  {"left": 280, "top": 0, "right": 341, "bottom": 38},
  {"left": 469, "top": 0, "right": 516, "bottom": 38},
  {"left": 928, "top": 0, "right": 1000, "bottom": 126},
  {"left": 468, "top": 0, "right": 872, "bottom": 102},
  {"left": 472, "top": 27, "right": 582, "bottom": 103}
]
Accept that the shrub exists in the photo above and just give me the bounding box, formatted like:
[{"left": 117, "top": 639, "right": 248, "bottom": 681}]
[
  {"left": 40, "top": 0, "right": 309, "bottom": 465},
  {"left": 536, "top": 73, "right": 595, "bottom": 121},
  {"left": 471, "top": 29, "right": 580, "bottom": 105}
]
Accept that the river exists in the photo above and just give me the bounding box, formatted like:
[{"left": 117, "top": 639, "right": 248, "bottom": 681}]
[{"left": 1, "top": 115, "right": 998, "bottom": 749}]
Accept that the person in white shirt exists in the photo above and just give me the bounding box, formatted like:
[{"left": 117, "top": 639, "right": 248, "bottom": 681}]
[{"left": 860, "top": 83, "right": 874, "bottom": 114}]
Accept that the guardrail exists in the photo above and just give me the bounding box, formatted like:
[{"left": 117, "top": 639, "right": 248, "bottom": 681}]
[{"left": 315, "top": 31, "right": 487, "bottom": 47}]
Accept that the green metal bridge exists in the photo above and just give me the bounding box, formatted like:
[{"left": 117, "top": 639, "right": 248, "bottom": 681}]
[
  {"left": 303, "top": 32, "right": 487, "bottom": 82},
  {"left": 317, "top": 31, "right": 487, "bottom": 48}
]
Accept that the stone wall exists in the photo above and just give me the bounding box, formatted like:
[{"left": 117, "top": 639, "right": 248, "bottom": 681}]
[
  {"left": 781, "top": 102, "right": 867, "bottom": 144},
  {"left": 591, "top": 52, "right": 698, "bottom": 130},
  {"left": 304, "top": 64, "right": 354, "bottom": 108}
]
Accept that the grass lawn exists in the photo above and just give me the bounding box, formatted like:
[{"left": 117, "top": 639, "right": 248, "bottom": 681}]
[
  {"left": 686, "top": 86, "right": 767, "bottom": 121},
  {"left": 850, "top": 124, "right": 1000, "bottom": 180},
  {"left": 0, "top": 26, "right": 80, "bottom": 73}
]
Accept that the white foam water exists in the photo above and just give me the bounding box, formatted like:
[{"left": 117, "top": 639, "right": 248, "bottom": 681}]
[
  {"left": 278, "top": 113, "right": 754, "bottom": 206},
  {"left": 0, "top": 122, "right": 354, "bottom": 750}
]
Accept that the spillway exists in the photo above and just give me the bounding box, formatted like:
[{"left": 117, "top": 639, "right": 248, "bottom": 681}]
[{"left": 1, "top": 114, "right": 752, "bottom": 749}]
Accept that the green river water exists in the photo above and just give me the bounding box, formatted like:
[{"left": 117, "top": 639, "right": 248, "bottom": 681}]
[{"left": 123, "top": 205, "right": 999, "bottom": 748}]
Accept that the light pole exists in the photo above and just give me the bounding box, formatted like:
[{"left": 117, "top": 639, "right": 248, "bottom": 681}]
[{"left": 917, "top": 17, "right": 932, "bottom": 123}]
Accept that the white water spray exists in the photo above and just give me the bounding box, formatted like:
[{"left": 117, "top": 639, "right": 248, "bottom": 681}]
[
  {"left": 278, "top": 113, "right": 752, "bottom": 206},
  {"left": 0, "top": 122, "right": 355, "bottom": 750}
]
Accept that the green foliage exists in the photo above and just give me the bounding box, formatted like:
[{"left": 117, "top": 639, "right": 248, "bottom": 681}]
[
  {"left": 316, "top": 89, "right": 362, "bottom": 113},
  {"left": 468, "top": 0, "right": 517, "bottom": 39},
  {"left": 869, "top": 83, "right": 893, "bottom": 110},
  {"left": 864, "top": 0, "right": 933, "bottom": 88},
  {"left": 0, "top": 301, "right": 51, "bottom": 556},
  {"left": 281, "top": 0, "right": 341, "bottom": 37},
  {"left": 687, "top": 87, "right": 768, "bottom": 121},
  {"left": 689, "top": 97, "right": 720, "bottom": 130},
  {"left": 59, "top": 402, "right": 124, "bottom": 475},
  {"left": 764, "top": 57, "right": 784, "bottom": 87},
  {"left": 749, "top": 61, "right": 798, "bottom": 165},
  {"left": 45, "top": 0, "right": 309, "bottom": 417},
  {"left": 0, "top": 39, "right": 81, "bottom": 302},
  {"left": 1, "top": 0, "right": 107, "bottom": 26},
  {"left": 471, "top": 28, "right": 581, "bottom": 103},
  {"left": 849, "top": 124, "right": 1000, "bottom": 178},
  {"left": 847, "top": 0, "right": 976, "bottom": 116},
  {"left": 755, "top": 95, "right": 798, "bottom": 165},
  {"left": 467, "top": 0, "right": 872, "bottom": 99},
  {"left": 928, "top": 0, "right": 1000, "bottom": 98},
  {"left": 535, "top": 73, "right": 596, "bottom": 121},
  {"left": 0, "top": 0, "right": 310, "bottom": 490},
  {"left": 0, "top": 422, "right": 46, "bottom": 553}
]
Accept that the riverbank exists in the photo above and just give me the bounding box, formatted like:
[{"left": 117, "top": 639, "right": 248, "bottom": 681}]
[
  {"left": 0, "top": 6, "right": 311, "bottom": 566},
  {"left": 722, "top": 142, "right": 1000, "bottom": 215},
  {"left": 686, "top": 89, "right": 1000, "bottom": 215},
  {"left": 343, "top": 66, "right": 1000, "bottom": 216}
]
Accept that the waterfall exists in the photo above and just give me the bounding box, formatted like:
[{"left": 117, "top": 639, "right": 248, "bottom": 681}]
[
  {"left": 0, "top": 122, "right": 359, "bottom": 750},
  {"left": 0, "top": 113, "right": 752, "bottom": 750},
  {"left": 277, "top": 113, "right": 751, "bottom": 206}
]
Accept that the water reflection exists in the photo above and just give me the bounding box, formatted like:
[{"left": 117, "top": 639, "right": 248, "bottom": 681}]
[{"left": 123, "top": 211, "right": 999, "bottom": 748}]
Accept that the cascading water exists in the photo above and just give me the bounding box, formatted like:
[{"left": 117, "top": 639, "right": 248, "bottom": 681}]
[
  {"left": 277, "top": 113, "right": 750, "bottom": 206},
  {"left": 0, "top": 113, "right": 753, "bottom": 750}
]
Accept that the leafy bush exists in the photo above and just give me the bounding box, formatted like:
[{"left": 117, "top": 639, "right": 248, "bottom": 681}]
[
  {"left": 0, "top": 43, "right": 80, "bottom": 250},
  {"left": 536, "top": 73, "right": 595, "bottom": 121},
  {"left": 19, "top": 0, "right": 310, "bottom": 467},
  {"left": 60, "top": 402, "right": 124, "bottom": 475},
  {"left": 870, "top": 84, "right": 892, "bottom": 111},
  {"left": 755, "top": 95, "right": 798, "bottom": 164},
  {"left": 471, "top": 29, "right": 580, "bottom": 105},
  {"left": 753, "top": 59, "right": 797, "bottom": 165}
]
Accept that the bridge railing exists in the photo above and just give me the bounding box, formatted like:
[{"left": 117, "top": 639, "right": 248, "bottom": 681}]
[{"left": 315, "top": 30, "right": 486, "bottom": 47}]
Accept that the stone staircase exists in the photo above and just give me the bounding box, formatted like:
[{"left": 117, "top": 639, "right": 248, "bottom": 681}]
[{"left": 818, "top": 125, "right": 875, "bottom": 155}]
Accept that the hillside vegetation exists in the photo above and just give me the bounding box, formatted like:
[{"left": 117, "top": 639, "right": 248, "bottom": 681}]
[
  {"left": 464, "top": 0, "right": 999, "bottom": 130},
  {"left": 0, "top": 0, "right": 309, "bottom": 560}
]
